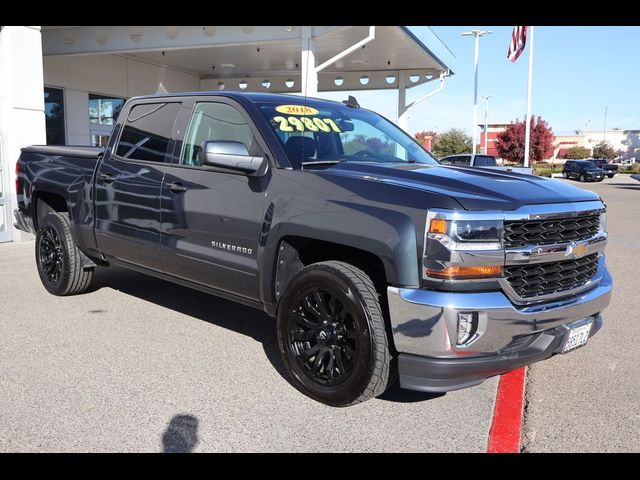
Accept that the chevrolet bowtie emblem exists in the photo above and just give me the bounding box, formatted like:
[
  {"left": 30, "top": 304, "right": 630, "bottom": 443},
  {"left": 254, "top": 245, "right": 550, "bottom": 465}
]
[{"left": 565, "top": 242, "right": 588, "bottom": 259}]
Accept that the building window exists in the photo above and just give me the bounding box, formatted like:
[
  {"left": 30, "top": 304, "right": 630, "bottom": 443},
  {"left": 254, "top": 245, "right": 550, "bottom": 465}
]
[
  {"left": 44, "top": 87, "right": 66, "bottom": 145},
  {"left": 89, "top": 93, "right": 126, "bottom": 147}
]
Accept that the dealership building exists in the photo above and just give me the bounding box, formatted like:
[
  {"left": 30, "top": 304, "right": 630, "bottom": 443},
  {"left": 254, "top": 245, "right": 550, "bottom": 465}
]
[
  {"left": 479, "top": 123, "right": 640, "bottom": 162},
  {"left": 0, "top": 25, "right": 455, "bottom": 243}
]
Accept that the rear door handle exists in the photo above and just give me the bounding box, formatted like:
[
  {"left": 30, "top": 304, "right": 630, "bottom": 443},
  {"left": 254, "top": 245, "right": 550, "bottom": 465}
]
[
  {"left": 98, "top": 173, "right": 115, "bottom": 184},
  {"left": 168, "top": 182, "right": 187, "bottom": 193}
]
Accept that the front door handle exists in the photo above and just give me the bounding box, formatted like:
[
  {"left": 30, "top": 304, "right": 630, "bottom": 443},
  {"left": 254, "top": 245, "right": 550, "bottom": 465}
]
[
  {"left": 168, "top": 182, "right": 188, "bottom": 193},
  {"left": 98, "top": 173, "right": 115, "bottom": 184}
]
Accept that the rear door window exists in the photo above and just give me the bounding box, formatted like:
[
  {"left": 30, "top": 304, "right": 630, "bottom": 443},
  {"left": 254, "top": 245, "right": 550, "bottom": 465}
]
[{"left": 115, "top": 102, "right": 180, "bottom": 162}]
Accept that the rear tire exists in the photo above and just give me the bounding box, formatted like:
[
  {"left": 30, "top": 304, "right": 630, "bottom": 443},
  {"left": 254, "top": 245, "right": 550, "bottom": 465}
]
[
  {"left": 35, "top": 212, "right": 94, "bottom": 296},
  {"left": 277, "top": 261, "right": 393, "bottom": 406},
  {"left": 562, "top": 171, "right": 568, "bottom": 179},
  {"left": 579, "top": 174, "right": 586, "bottom": 182}
]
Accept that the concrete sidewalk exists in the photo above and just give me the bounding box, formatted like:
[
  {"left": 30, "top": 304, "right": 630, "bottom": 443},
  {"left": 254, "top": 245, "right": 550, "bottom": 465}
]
[{"left": 0, "top": 241, "right": 498, "bottom": 452}]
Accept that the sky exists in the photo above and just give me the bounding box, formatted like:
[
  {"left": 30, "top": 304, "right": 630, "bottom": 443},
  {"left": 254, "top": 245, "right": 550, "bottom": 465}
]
[{"left": 323, "top": 26, "right": 640, "bottom": 138}]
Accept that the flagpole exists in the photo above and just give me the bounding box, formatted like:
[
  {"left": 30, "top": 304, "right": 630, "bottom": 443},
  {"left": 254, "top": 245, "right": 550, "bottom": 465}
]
[{"left": 523, "top": 26, "right": 535, "bottom": 167}]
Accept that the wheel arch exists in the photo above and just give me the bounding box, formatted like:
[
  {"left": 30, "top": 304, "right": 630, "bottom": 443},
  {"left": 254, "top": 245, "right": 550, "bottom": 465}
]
[
  {"left": 273, "top": 237, "right": 390, "bottom": 307},
  {"left": 33, "top": 190, "right": 69, "bottom": 230}
]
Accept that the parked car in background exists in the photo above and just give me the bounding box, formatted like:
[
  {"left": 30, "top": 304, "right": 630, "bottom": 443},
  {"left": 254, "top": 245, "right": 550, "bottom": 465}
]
[
  {"left": 590, "top": 159, "right": 618, "bottom": 178},
  {"left": 439, "top": 154, "right": 533, "bottom": 175},
  {"left": 562, "top": 160, "right": 605, "bottom": 182}
]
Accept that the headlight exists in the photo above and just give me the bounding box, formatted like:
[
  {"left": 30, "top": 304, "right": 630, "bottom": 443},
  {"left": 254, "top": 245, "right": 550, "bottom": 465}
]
[
  {"left": 599, "top": 211, "right": 607, "bottom": 232},
  {"left": 427, "top": 218, "right": 502, "bottom": 251},
  {"left": 423, "top": 213, "right": 504, "bottom": 280}
]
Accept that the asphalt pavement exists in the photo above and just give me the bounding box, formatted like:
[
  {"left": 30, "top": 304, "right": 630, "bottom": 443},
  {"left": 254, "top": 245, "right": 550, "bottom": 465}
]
[
  {"left": 1, "top": 174, "right": 637, "bottom": 452},
  {"left": 522, "top": 174, "right": 640, "bottom": 452},
  {"left": 0, "top": 240, "right": 498, "bottom": 452}
]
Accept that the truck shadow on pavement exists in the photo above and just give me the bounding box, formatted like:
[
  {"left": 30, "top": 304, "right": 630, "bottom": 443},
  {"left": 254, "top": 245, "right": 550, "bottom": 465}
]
[
  {"left": 162, "top": 414, "right": 199, "bottom": 453},
  {"left": 89, "top": 266, "right": 440, "bottom": 404}
]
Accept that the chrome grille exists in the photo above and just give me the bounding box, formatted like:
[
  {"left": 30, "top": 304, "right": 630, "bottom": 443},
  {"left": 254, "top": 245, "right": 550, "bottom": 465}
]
[
  {"left": 504, "top": 214, "right": 601, "bottom": 248},
  {"left": 504, "top": 253, "right": 599, "bottom": 299}
]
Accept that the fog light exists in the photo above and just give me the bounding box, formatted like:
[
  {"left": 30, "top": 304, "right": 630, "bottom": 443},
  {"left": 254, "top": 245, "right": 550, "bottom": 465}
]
[{"left": 457, "top": 312, "right": 478, "bottom": 345}]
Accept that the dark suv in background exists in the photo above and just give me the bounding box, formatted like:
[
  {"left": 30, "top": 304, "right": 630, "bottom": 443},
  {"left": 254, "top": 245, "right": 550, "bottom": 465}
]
[{"left": 563, "top": 160, "right": 605, "bottom": 182}]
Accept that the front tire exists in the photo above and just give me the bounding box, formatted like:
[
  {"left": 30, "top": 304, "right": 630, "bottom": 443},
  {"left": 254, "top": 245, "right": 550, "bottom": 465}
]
[
  {"left": 277, "top": 261, "right": 393, "bottom": 406},
  {"left": 562, "top": 171, "right": 568, "bottom": 179},
  {"left": 36, "top": 212, "right": 94, "bottom": 296},
  {"left": 579, "top": 174, "right": 586, "bottom": 182}
]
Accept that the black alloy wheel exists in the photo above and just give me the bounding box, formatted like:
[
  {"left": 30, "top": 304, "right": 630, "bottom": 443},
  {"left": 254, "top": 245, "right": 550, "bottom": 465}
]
[
  {"left": 35, "top": 212, "right": 94, "bottom": 296},
  {"left": 277, "top": 261, "right": 393, "bottom": 406},
  {"left": 38, "top": 225, "right": 64, "bottom": 284},
  {"left": 287, "top": 288, "right": 358, "bottom": 386}
]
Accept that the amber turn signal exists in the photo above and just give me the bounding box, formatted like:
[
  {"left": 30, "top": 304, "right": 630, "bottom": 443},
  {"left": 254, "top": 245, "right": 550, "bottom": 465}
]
[
  {"left": 429, "top": 218, "right": 448, "bottom": 234},
  {"left": 426, "top": 265, "right": 503, "bottom": 279}
]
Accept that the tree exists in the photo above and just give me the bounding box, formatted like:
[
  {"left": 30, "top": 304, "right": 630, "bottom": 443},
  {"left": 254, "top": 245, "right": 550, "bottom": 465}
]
[
  {"left": 431, "top": 128, "right": 472, "bottom": 158},
  {"left": 565, "top": 146, "right": 591, "bottom": 159},
  {"left": 592, "top": 141, "right": 616, "bottom": 160},
  {"left": 495, "top": 116, "right": 555, "bottom": 164}
]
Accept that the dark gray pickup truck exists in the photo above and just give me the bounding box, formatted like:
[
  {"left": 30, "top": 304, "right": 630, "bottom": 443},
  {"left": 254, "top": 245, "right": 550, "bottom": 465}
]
[{"left": 14, "top": 92, "right": 612, "bottom": 406}]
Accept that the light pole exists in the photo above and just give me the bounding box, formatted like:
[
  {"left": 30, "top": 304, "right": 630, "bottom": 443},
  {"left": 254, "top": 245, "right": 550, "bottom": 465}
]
[
  {"left": 602, "top": 106, "right": 608, "bottom": 142},
  {"left": 481, "top": 95, "right": 492, "bottom": 155},
  {"left": 462, "top": 29, "right": 493, "bottom": 155}
]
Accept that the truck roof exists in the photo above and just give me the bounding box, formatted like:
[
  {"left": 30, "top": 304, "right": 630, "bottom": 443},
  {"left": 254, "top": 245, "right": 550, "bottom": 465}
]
[{"left": 127, "top": 91, "right": 350, "bottom": 108}]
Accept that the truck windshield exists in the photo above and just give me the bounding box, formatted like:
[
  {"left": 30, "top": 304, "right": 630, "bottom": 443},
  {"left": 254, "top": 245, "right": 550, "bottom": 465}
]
[{"left": 257, "top": 102, "right": 439, "bottom": 168}]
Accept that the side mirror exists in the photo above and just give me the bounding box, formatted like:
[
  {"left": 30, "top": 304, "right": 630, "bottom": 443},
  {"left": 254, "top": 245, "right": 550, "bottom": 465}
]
[{"left": 199, "top": 140, "right": 266, "bottom": 175}]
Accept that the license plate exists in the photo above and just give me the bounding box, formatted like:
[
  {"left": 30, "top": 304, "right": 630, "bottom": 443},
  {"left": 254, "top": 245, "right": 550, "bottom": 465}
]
[{"left": 562, "top": 320, "right": 593, "bottom": 353}]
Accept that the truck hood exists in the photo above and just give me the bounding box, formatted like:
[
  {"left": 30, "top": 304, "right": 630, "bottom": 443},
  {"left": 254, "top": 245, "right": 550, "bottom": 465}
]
[{"left": 315, "top": 163, "right": 600, "bottom": 211}]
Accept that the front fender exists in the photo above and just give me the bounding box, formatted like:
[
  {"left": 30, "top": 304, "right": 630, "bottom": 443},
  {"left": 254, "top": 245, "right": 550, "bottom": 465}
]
[{"left": 259, "top": 198, "right": 422, "bottom": 306}]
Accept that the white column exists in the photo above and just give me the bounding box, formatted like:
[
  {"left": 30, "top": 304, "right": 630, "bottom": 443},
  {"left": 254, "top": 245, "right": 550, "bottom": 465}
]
[
  {"left": 0, "top": 26, "right": 46, "bottom": 242},
  {"left": 300, "top": 26, "right": 317, "bottom": 97},
  {"left": 472, "top": 34, "right": 479, "bottom": 155},
  {"left": 397, "top": 73, "right": 408, "bottom": 131}
]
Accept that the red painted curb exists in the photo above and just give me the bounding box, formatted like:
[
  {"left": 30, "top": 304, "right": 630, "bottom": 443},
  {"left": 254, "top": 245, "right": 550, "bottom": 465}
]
[{"left": 487, "top": 367, "right": 527, "bottom": 453}]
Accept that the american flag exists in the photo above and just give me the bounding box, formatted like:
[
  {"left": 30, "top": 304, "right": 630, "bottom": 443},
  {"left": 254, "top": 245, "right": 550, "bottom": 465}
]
[{"left": 507, "top": 26, "right": 528, "bottom": 62}]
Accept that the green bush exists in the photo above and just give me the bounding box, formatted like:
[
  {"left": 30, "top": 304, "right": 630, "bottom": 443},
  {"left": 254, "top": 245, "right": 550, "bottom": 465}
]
[
  {"left": 619, "top": 163, "right": 640, "bottom": 174},
  {"left": 565, "top": 146, "right": 591, "bottom": 159},
  {"left": 533, "top": 164, "right": 563, "bottom": 177}
]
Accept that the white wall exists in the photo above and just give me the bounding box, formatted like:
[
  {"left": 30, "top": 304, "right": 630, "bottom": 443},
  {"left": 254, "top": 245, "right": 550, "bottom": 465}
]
[
  {"left": 0, "top": 26, "right": 46, "bottom": 242},
  {"left": 44, "top": 54, "right": 200, "bottom": 145},
  {"left": 582, "top": 130, "right": 640, "bottom": 158}
]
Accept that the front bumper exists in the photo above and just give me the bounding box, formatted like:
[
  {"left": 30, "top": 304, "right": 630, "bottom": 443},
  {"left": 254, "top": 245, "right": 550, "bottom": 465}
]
[{"left": 387, "top": 264, "right": 612, "bottom": 392}]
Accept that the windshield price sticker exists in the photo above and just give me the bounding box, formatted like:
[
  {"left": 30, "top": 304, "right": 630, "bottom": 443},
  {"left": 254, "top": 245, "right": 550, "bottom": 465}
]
[
  {"left": 273, "top": 116, "right": 342, "bottom": 133},
  {"left": 275, "top": 105, "right": 319, "bottom": 116}
]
